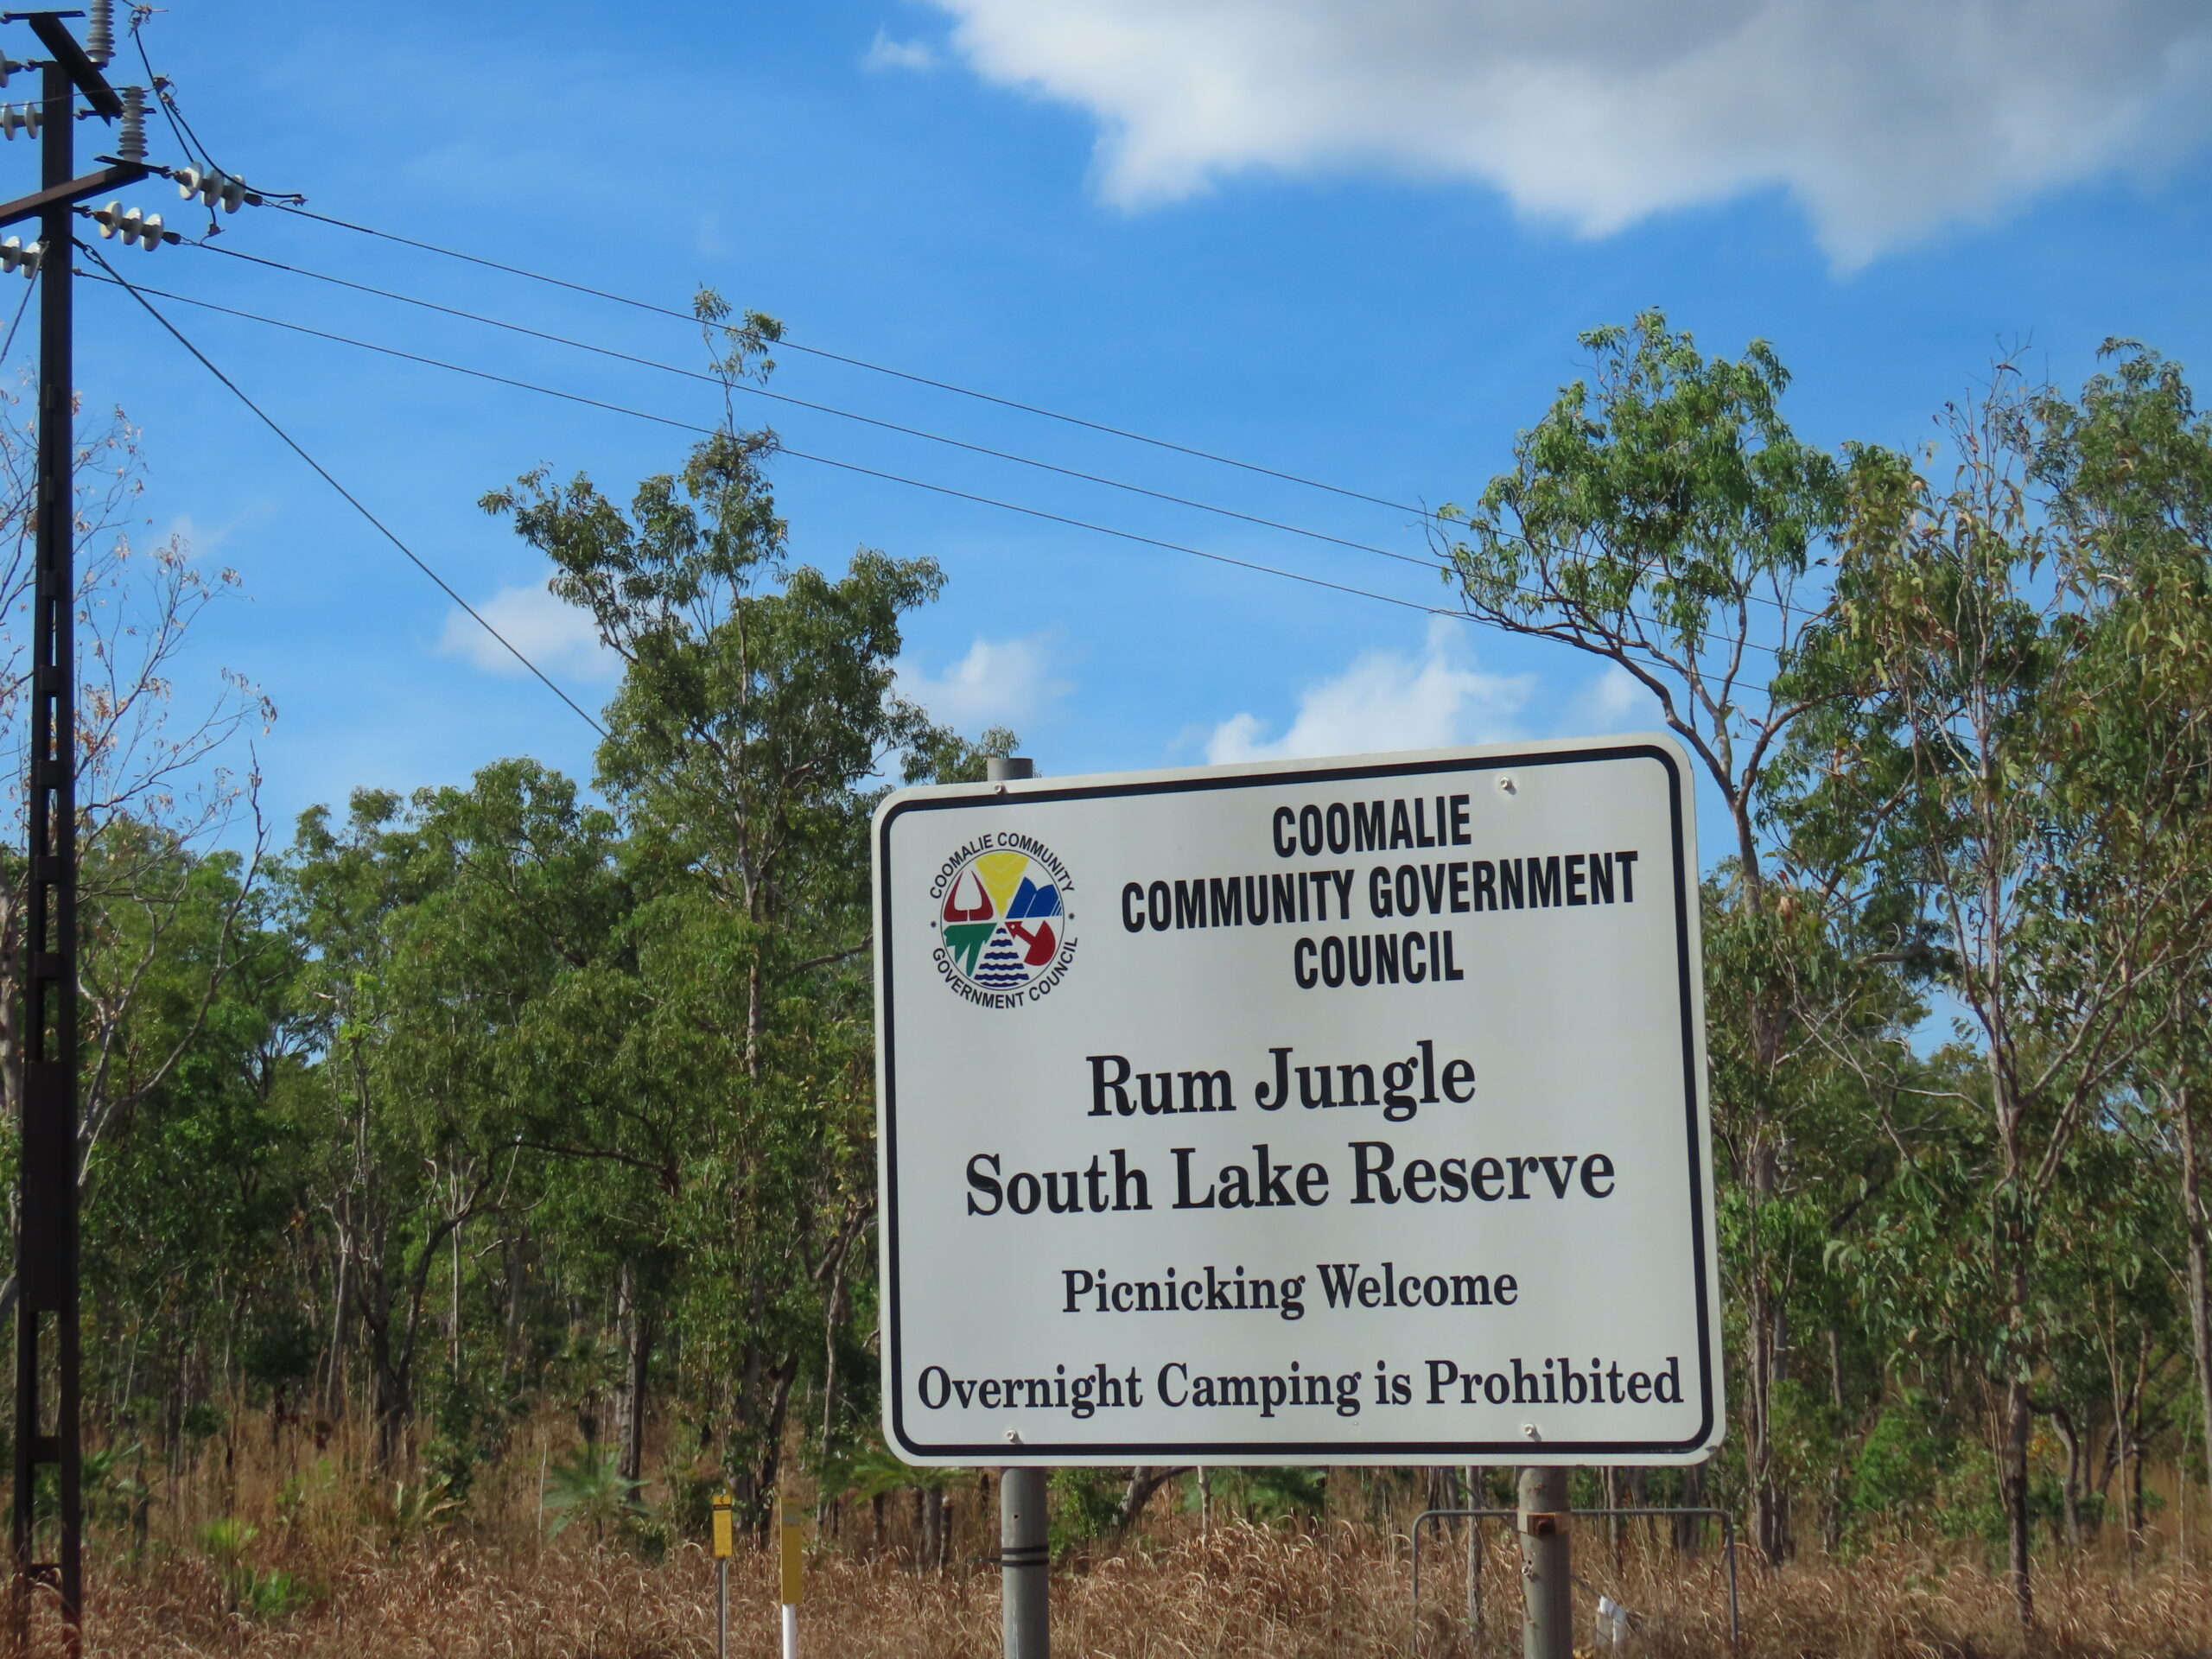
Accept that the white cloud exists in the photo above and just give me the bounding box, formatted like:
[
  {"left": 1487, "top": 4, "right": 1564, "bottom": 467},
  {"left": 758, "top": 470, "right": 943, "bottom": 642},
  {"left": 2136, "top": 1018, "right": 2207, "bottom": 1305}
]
[
  {"left": 899, "top": 635, "right": 1070, "bottom": 728},
  {"left": 925, "top": 0, "right": 2212, "bottom": 262},
  {"left": 1205, "top": 618, "right": 1531, "bottom": 764},
  {"left": 163, "top": 512, "right": 229, "bottom": 555},
  {"left": 865, "top": 28, "right": 939, "bottom": 73},
  {"left": 437, "top": 584, "right": 616, "bottom": 683},
  {"left": 1566, "top": 664, "right": 1660, "bottom": 734}
]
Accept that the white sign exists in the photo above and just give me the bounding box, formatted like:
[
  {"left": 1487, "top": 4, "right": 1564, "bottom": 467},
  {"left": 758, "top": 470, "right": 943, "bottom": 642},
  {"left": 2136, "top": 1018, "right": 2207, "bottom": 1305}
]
[{"left": 873, "top": 737, "right": 1720, "bottom": 1465}]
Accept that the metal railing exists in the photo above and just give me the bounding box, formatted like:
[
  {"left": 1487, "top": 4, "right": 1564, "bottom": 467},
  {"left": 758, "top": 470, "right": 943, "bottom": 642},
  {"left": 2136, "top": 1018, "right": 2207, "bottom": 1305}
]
[{"left": 1409, "top": 1505, "right": 1740, "bottom": 1654}]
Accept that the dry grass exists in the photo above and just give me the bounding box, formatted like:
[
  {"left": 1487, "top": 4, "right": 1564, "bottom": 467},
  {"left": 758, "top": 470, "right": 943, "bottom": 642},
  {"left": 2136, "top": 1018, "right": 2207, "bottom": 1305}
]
[
  {"left": 43, "top": 1520, "right": 2212, "bottom": 1657},
  {"left": 51, "top": 1417, "right": 2212, "bottom": 1656}
]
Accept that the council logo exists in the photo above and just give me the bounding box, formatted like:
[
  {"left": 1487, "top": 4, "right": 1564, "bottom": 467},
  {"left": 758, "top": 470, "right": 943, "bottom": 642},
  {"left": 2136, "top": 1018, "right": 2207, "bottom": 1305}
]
[{"left": 928, "top": 836, "right": 1077, "bottom": 1007}]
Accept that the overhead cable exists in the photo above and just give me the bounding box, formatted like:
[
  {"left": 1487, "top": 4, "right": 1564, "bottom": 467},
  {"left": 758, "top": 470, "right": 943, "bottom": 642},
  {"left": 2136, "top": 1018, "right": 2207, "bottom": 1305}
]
[
  {"left": 78, "top": 241, "right": 610, "bottom": 739},
  {"left": 264, "top": 199, "right": 1440, "bottom": 519},
  {"left": 77, "top": 264, "right": 1783, "bottom": 696},
  {"left": 159, "top": 263, "right": 1795, "bottom": 668},
  {"left": 186, "top": 241, "right": 1449, "bottom": 575},
  {"left": 243, "top": 206, "right": 1827, "bottom": 630}
]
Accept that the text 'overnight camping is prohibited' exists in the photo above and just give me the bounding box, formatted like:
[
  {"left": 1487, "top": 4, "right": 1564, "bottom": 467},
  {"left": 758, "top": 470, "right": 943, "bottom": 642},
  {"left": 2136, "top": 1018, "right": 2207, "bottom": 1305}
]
[{"left": 873, "top": 736, "right": 1723, "bottom": 1466}]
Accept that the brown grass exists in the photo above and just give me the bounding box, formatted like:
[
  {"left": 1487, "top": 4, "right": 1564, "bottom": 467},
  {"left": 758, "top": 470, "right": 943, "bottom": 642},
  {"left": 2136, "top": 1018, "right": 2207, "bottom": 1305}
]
[
  {"left": 43, "top": 1520, "right": 2212, "bottom": 1657},
  {"left": 51, "top": 1415, "right": 2212, "bottom": 1657}
]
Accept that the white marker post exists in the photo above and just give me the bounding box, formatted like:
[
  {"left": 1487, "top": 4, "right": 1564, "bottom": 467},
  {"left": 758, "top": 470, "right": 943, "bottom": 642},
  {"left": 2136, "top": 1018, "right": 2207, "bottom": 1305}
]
[
  {"left": 874, "top": 739, "right": 1723, "bottom": 1658},
  {"left": 777, "top": 1494, "right": 803, "bottom": 1659}
]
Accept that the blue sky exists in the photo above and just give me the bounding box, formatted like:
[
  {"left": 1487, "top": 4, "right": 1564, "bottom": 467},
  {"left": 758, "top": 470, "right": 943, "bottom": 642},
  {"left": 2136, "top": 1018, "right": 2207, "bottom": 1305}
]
[{"left": 29, "top": 0, "right": 2212, "bottom": 847}]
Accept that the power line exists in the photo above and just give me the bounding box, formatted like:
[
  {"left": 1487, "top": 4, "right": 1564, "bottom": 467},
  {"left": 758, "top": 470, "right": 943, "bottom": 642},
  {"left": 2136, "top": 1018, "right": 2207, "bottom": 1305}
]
[
  {"left": 130, "top": 13, "right": 305, "bottom": 207},
  {"left": 112, "top": 260, "right": 1797, "bottom": 667},
  {"left": 76, "top": 263, "right": 1783, "bottom": 698},
  {"left": 248, "top": 200, "right": 1826, "bottom": 631},
  {"left": 77, "top": 240, "right": 611, "bottom": 740},
  {"left": 184, "top": 240, "right": 1451, "bottom": 576},
  {"left": 74, "top": 264, "right": 1463, "bottom": 624},
  {"left": 130, "top": 12, "right": 204, "bottom": 171},
  {"left": 79, "top": 29, "right": 1827, "bottom": 630},
  {"left": 264, "top": 199, "right": 1437, "bottom": 519},
  {"left": 0, "top": 276, "right": 32, "bottom": 367}
]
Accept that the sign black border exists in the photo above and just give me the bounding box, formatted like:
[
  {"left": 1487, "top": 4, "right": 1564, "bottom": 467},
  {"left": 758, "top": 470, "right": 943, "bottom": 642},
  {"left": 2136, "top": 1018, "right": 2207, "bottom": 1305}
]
[{"left": 876, "top": 743, "right": 1715, "bottom": 1460}]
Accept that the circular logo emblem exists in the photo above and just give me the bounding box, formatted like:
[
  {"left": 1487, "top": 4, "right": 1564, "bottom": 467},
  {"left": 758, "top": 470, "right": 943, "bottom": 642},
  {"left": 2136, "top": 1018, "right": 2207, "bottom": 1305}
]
[{"left": 929, "top": 837, "right": 1077, "bottom": 1005}]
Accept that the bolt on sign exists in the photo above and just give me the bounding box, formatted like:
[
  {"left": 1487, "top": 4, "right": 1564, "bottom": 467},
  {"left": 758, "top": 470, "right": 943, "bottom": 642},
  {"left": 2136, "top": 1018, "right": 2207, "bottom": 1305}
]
[{"left": 873, "top": 737, "right": 1722, "bottom": 1466}]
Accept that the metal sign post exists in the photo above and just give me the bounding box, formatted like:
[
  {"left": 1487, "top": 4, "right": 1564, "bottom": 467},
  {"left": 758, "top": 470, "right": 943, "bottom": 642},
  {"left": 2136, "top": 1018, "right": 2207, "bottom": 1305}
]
[
  {"left": 1516, "top": 1467, "right": 1570, "bottom": 1659},
  {"left": 1000, "top": 1465, "right": 1049, "bottom": 1659},
  {"left": 709, "top": 1492, "right": 732, "bottom": 1659},
  {"left": 1411, "top": 1503, "right": 1740, "bottom": 1654},
  {"left": 984, "top": 759, "right": 1052, "bottom": 1659}
]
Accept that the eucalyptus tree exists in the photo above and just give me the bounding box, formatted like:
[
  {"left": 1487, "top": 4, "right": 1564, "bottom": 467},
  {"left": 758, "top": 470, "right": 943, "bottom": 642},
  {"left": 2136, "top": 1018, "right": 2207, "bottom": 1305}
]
[
  {"left": 2031, "top": 343, "right": 2212, "bottom": 1522},
  {"left": 74, "top": 834, "right": 306, "bottom": 1444},
  {"left": 480, "top": 293, "right": 1000, "bottom": 1524},
  {"left": 1439, "top": 312, "right": 1893, "bottom": 1560},
  {"left": 1791, "top": 361, "right": 2204, "bottom": 1622},
  {"left": 283, "top": 762, "right": 621, "bottom": 1465}
]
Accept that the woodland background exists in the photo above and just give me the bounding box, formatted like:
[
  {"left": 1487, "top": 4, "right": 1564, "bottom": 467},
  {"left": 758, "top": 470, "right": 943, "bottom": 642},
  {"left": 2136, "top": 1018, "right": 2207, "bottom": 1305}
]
[{"left": 17, "top": 302, "right": 2212, "bottom": 1651}]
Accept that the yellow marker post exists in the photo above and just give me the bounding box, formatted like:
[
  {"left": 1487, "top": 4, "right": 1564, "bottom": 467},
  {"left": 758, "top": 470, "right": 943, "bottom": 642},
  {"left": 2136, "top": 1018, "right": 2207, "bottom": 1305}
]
[
  {"left": 778, "top": 1493, "right": 804, "bottom": 1659},
  {"left": 711, "top": 1492, "right": 734, "bottom": 1659}
]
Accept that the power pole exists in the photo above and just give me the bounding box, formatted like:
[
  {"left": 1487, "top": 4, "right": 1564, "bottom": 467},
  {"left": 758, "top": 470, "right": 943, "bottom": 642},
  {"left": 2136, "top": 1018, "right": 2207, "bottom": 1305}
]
[{"left": 0, "top": 4, "right": 145, "bottom": 1649}]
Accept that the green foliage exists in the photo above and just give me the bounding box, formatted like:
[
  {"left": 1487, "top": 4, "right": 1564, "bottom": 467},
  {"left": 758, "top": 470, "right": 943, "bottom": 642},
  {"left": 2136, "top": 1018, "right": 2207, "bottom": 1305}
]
[
  {"left": 1048, "top": 1468, "right": 1128, "bottom": 1551},
  {"left": 196, "top": 1516, "right": 310, "bottom": 1617},
  {"left": 371, "top": 1478, "right": 460, "bottom": 1556},
  {"left": 57, "top": 307, "right": 2212, "bottom": 1598},
  {"left": 424, "top": 1370, "right": 512, "bottom": 1509},
  {"left": 1217, "top": 1466, "right": 1327, "bottom": 1526},
  {"left": 1850, "top": 1394, "right": 1950, "bottom": 1527},
  {"left": 543, "top": 1445, "right": 646, "bottom": 1539}
]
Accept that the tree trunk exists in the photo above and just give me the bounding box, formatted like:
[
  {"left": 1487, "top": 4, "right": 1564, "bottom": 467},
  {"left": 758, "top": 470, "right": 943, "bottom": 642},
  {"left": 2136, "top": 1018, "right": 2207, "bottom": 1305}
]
[
  {"left": 1610, "top": 1468, "right": 1628, "bottom": 1574},
  {"left": 1462, "top": 1467, "right": 1481, "bottom": 1637},
  {"left": 501, "top": 1233, "right": 525, "bottom": 1389},
  {"left": 323, "top": 1226, "right": 350, "bottom": 1422},
  {"left": 1112, "top": 1466, "right": 1189, "bottom": 1540},
  {"left": 1675, "top": 1461, "right": 1705, "bottom": 1558},
  {"left": 2178, "top": 1097, "right": 2212, "bottom": 1536},
  {"left": 365, "top": 1268, "right": 408, "bottom": 1470},
  {"left": 2002, "top": 1375, "right": 2034, "bottom": 1627},
  {"left": 918, "top": 1485, "right": 945, "bottom": 1573},
  {"left": 2051, "top": 1406, "right": 2082, "bottom": 1553},
  {"left": 1994, "top": 1065, "right": 2034, "bottom": 1630},
  {"left": 613, "top": 1260, "right": 653, "bottom": 1488},
  {"left": 1745, "top": 1136, "right": 1790, "bottom": 1564}
]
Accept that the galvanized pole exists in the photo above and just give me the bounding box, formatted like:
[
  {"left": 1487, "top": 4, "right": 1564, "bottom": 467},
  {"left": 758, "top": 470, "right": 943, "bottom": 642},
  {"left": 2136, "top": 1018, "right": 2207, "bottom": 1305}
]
[
  {"left": 1464, "top": 1466, "right": 1483, "bottom": 1638},
  {"left": 982, "top": 756, "right": 1047, "bottom": 1659},
  {"left": 1517, "top": 1467, "right": 1570, "bottom": 1659},
  {"left": 1000, "top": 1466, "right": 1048, "bottom": 1659}
]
